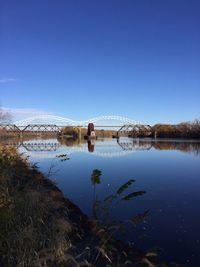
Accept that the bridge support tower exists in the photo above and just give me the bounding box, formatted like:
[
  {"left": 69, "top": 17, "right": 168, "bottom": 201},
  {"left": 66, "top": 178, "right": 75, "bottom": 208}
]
[{"left": 86, "top": 123, "right": 95, "bottom": 139}]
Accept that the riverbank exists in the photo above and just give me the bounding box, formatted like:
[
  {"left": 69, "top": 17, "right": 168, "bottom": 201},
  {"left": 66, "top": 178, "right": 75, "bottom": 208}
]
[{"left": 0, "top": 145, "right": 167, "bottom": 267}]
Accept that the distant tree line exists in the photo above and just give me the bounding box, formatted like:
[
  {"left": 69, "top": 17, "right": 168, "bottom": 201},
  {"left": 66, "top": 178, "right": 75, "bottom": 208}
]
[{"left": 152, "top": 119, "right": 200, "bottom": 139}]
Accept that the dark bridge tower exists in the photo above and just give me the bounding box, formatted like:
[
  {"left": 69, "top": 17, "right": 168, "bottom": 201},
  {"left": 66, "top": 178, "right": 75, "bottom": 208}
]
[{"left": 87, "top": 123, "right": 95, "bottom": 138}]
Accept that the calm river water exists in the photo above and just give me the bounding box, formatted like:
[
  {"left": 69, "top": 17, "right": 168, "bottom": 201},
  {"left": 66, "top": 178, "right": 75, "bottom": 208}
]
[{"left": 14, "top": 137, "right": 200, "bottom": 266}]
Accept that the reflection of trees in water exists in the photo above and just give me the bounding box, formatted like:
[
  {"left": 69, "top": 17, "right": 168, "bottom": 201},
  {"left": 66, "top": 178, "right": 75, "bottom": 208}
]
[
  {"left": 119, "top": 139, "right": 200, "bottom": 156},
  {"left": 152, "top": 141, "right": 200, "bottom": 156},
  {"left": 60, "top": 137, "right": 82, "bottom": 146}
]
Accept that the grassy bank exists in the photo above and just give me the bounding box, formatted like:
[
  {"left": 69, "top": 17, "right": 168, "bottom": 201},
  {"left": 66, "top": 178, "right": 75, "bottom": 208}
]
[
  {"left": 0, "top": 146, "right": 91, "bottom": 266},
  {"left": 0, "top": 146, "right": 169, "bottom": 267}
]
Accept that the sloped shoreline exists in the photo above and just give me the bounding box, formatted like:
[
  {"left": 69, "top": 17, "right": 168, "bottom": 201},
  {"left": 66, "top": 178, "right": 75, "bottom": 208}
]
[{"left": 0, "top": 146, "right": 167, "bottom": 266}]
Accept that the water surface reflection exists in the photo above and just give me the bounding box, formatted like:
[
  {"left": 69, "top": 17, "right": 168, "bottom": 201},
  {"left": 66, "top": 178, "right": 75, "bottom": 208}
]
[
  {"left": 1, "top": 137, "right": 200, "bottom": 265},
  {"left": 2, "top": 137, "right": 200, "bottom": 157}
]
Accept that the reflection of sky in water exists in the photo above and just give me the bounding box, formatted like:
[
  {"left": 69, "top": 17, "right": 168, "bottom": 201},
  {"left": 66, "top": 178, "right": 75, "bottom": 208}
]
[{"left": 16, "top": 138, "right": 200, "bottom": 265}]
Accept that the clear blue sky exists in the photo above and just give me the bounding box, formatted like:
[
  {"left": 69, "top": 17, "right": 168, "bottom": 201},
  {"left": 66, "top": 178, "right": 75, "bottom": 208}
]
[{"left": 0, "top": 0, "right": 200, "bottom": 124}]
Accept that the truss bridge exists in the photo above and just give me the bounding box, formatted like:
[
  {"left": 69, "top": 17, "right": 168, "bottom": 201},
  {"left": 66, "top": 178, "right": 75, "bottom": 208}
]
[
  {"left": 21, "top": 124, "right": 62, "bottom": 133},
  {"left": 117, "top": 124, "right": 153, "bottom": 137},
  {"left": 0, "top": 124, "right": 63, "bottom": 135}
]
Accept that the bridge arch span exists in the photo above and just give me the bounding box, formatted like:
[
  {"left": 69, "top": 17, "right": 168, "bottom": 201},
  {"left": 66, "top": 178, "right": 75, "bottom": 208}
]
[
  {"left": 79, "top": 115, "right": 139, "bottom": 125},
  {"left": 14, "top": 115, "right": 78, "bottom": 126},
  {"left": 14, "top": 115, "right": 141, "bottom": 126}
]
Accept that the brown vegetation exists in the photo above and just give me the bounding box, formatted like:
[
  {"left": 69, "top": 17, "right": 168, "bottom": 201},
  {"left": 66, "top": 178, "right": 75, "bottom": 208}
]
[
  {"left": 60, "top": 126, "right": 80, "bottom": 139},
  {"left": 152, "top": 120, "right": 200, "bottom": 139}
]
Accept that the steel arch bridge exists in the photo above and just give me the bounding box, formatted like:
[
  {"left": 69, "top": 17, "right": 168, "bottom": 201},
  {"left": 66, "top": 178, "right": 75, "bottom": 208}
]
[{"left": 13, "top": 115, "right": 141, "bottom": 126}]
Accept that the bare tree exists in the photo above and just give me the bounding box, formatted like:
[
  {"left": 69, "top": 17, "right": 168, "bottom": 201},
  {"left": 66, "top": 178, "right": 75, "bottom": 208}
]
[{"left": 0, "top": 108, "right": 12, "bottom": 123}]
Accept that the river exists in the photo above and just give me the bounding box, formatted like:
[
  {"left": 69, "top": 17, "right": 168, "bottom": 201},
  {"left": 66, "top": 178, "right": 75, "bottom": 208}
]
[{"left": 4, "top": 137, "right": 200, "bottom": 266}]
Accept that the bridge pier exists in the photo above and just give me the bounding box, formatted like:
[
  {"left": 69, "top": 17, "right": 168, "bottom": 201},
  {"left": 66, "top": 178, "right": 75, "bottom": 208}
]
[
  {"left": 61, "top": 130, "right": 64, "bottom": 140},
  {"left": 85, "top": 123, "right": 96, "bottom": 140},
  {"left": 78, "top": 127, "right": 82, "bottom": 142},
  {"left": 20, "top": 131, "right": 23, "bottom": 141}
]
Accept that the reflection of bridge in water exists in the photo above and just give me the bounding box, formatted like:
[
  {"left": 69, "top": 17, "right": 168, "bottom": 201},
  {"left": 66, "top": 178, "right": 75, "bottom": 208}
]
[
  {"left": 117, "top": 139, "right": 152, "bottom": 151},
  {"left": 20, "top": 142, "right": 61, "bottom": 152},
  {"left": 3, "top": 138, "right": 200, "bottom": 158},
  {"left": 4, "top": 139, "right": 153, "bottom": 158}
]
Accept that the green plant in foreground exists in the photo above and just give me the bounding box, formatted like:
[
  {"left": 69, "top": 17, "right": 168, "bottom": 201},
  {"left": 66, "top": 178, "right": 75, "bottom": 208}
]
[
  {"left": 89, "top": 169, "right": 158, "bottom": 266},
  {"left": 91, "top": 170, "right": 147, "bottom": 227}
]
